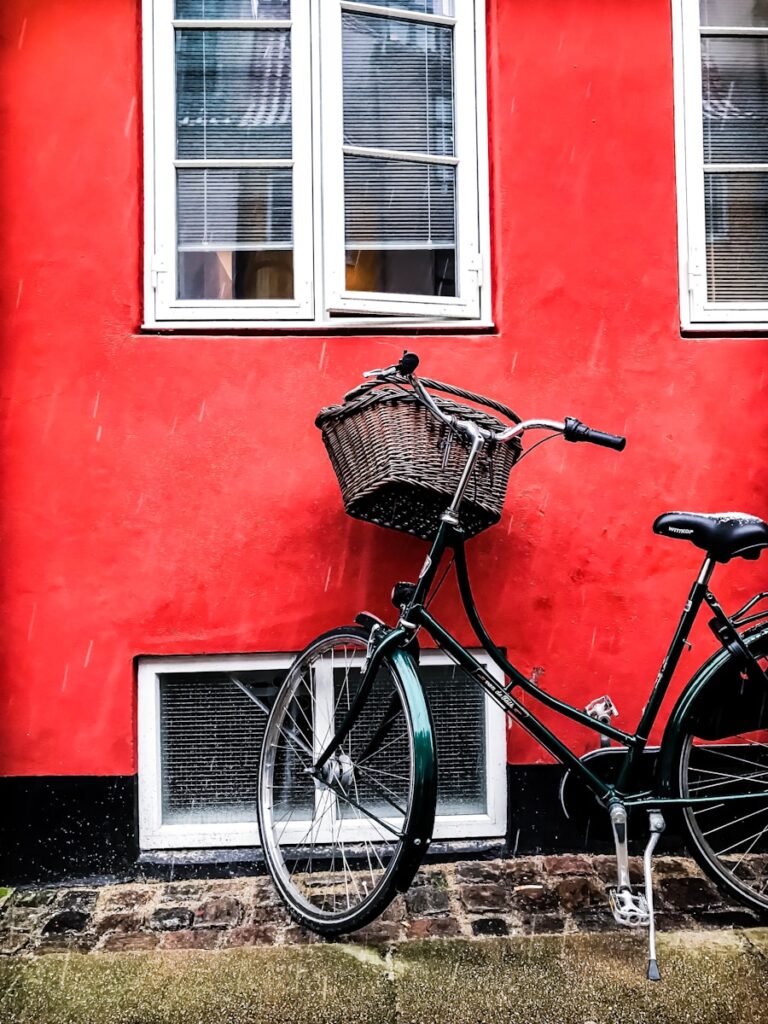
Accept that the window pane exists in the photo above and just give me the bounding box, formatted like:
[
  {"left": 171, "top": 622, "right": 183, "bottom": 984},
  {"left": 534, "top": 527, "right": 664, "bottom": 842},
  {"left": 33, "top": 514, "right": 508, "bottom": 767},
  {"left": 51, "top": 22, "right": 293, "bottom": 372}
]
[
  {"left": 178, "top": 250, "right": 294, "bottom": 299},
  {"left": 700, "top": 1, "right": 768, "bottom": 26},
  {"left": 344, "top": 155, "right": 456, "bottom": 296},
  {"left": 343, "top": 12, "right": 454, "bottom": 157},
  {"left": 175, "top": 0, "right": 290, "bottom": 18},
  {"left": 176, "top": 29, "right": 291, "bottom": 160},
  {"left": 331, "top": 661, "right": 487, "bottom": 818},
  {"left": 421, "top": 664, "right": 487, "bottom": 816},
  {"left": 702, "top": 38, "right": 768, "bottom": 163},
  {"left": 177, "top": 168, "right": 293, "bottom": 298},
  {"left": 705, "top": 172, "right": 768, "bottom": 301},
  {"left": 353, "top": 1, "right": 455, "bottom": 14},
  {"left": 346, "top": 249, "right": 455, "bottom": 296},
  {"left": 159, "top": 671, "right": 284, "bottom": 825}
]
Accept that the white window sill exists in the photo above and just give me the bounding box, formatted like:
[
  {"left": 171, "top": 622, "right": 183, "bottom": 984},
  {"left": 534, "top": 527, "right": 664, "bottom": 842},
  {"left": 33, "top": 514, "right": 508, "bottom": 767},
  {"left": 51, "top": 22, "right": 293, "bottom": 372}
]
[
  {"left": 682, "top": 320, "right": 768, "bottom": 336},
  {"left": 139, "top": 318, "right": 497, "bottom": 334}
]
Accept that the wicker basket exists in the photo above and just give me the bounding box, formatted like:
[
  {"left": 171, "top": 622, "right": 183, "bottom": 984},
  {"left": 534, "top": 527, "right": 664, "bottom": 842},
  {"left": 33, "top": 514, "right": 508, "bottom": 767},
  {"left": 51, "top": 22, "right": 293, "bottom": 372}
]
[{"left": 316, "top": 384, "right": 522, "bottom": 541}]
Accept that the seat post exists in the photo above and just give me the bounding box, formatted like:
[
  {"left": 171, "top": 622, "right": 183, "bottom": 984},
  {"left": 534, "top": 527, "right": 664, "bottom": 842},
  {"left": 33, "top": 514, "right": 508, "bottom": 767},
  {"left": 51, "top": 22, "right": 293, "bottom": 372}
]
[{"left": 697, "top": 554, "right": 716, "bottom": 588}]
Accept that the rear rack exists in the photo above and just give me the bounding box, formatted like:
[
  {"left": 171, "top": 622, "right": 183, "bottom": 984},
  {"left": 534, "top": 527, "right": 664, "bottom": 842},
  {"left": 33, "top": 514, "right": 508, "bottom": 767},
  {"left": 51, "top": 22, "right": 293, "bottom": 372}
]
[{"left": 731, "top": 591, "right": 768, "bottom": 629}]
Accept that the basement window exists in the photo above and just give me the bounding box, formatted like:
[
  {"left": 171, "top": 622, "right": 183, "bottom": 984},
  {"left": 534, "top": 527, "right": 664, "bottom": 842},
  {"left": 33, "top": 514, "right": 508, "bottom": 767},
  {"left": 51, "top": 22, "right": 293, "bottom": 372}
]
[
  {"left": 137, "top": 650, "right": 507, "bottom": 850},
  {"left": 674, "top": 0, "right": 768, "bottom": 330},
  {"left": 142, "top": 0, "right": 491, "bottom": 329}
]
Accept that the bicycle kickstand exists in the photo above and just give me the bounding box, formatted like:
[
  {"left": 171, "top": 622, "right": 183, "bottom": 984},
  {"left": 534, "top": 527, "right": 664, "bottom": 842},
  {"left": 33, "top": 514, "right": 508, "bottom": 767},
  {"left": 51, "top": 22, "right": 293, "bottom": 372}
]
[{"left": 643, "top": 810, "right": 666, "bottom": 982}]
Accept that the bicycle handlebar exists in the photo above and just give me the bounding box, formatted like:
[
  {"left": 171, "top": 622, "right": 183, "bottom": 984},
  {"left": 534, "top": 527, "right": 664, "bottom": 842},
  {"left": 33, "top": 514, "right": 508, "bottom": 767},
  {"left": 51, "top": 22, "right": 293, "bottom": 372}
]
[
  {"left": 362, "top": 352, "right": 626, "bottom": 453},
  {"left": 563, "top": 417, "right": 627, "bottom": 452}
]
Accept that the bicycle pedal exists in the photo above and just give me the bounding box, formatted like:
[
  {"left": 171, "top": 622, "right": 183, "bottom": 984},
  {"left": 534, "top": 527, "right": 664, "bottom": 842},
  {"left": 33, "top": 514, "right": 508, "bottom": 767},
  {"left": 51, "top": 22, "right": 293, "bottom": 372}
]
[
  {"left": 585, "top": 695, "right": 619, "bottom": 723},
  {"left": 608, "top": 887, "right": 650, "bottom": 928}
]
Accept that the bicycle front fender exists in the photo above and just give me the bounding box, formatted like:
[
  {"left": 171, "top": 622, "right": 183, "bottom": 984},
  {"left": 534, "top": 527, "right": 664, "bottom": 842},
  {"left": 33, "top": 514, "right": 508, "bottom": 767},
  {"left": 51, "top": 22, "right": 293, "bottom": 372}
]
[
  {"left": 657, "top": 625, "right": 768, "bottom": 798},
  {"left": 388, "top": 646, "right": 438, "bottom": 893}
]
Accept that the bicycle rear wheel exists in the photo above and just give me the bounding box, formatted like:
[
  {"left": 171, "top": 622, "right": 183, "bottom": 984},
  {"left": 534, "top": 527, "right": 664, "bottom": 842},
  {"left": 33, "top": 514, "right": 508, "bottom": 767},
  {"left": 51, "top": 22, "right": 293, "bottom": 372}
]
[
  {"left": 257, "top": 626, "right": 436, "bottom": 935},
  {"left": 673, "top": 629, "right": 768, "bottom": 913}
]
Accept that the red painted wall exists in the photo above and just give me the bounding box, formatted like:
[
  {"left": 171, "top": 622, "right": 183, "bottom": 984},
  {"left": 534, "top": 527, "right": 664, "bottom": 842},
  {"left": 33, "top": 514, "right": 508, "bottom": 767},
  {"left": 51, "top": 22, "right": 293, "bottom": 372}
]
[{"left": 1, "top": 0, "right": 766, "bottom": 778}]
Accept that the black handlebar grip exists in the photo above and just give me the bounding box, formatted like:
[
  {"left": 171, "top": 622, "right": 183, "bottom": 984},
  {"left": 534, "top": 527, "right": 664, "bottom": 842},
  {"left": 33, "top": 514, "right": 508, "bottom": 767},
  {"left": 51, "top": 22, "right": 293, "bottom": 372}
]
[
  {"left": 397, "top": 351, "right": 420, "bottom": 375},
  {"left": 564, "top": 417, "right": 626, "bottom": 451}
]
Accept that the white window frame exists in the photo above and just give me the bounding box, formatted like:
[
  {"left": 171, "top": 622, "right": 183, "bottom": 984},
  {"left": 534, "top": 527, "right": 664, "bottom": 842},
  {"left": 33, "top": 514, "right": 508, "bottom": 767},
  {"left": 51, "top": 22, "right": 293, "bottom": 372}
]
[
  {"left": 673, "top": 1, "right": 768, "bottom": 331},
  {"left": 137, "top": 649, "right": 507, "bottom": 851},
  {"left": 142, "top": 0, "right": 492, "bottom": 330}
]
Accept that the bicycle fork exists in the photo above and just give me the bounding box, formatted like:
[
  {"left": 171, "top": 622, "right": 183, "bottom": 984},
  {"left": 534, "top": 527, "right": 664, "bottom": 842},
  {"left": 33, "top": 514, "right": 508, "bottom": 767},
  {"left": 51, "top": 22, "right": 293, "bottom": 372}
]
[{"left": 608, "top": 800, "right": 666, "bottom": 981}]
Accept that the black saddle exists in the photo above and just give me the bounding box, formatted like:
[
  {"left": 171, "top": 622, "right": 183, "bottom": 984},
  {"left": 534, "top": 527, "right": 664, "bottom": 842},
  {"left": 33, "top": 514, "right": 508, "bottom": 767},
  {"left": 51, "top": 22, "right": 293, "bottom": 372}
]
[{"left": 653, "top": 511, "right": 768, "bottom": 562}]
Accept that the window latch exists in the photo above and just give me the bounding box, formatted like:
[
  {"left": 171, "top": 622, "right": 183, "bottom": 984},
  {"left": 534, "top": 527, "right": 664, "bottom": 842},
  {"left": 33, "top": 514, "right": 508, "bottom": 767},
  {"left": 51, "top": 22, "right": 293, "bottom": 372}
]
[
  {"left": 150, "top": 255, "right": 168, "bottom": 290},
  {"left": 687, "top": 252, "right": 705, "bottom": 296},
  {"left": 467, "top": 251, "right": 484, "bottom": 287}
]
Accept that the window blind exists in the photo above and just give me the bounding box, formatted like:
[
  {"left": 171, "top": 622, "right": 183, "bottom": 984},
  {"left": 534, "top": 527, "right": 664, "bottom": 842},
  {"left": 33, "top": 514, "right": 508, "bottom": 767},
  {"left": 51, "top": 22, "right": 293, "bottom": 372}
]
[
  {"left": 341, "top": 7, "right": 458, "bottom": 297},
  {"left": 175, "top": 0, "right": 291, "bottom": 18},
  {"left": 698, "top": 2, "right": 768, "bottom": 303},
  {"left": 174, "top": 12, "right": 294, "bottom": 300}
]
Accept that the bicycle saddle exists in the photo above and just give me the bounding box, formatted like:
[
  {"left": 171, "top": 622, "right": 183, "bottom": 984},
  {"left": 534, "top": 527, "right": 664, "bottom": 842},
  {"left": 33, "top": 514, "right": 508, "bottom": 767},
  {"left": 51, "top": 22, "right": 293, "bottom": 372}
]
[{"left": 653, "top": 511, "right": 768, "bottom": 562}]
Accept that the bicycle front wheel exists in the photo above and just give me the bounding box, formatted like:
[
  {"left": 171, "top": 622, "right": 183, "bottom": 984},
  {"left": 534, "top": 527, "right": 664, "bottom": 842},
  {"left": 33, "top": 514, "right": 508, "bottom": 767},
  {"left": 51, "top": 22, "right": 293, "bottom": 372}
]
[
  {"left": 673, "top": 629, "right": 768, "bottom": 913},
  {"left": 257, "top": 626, "right": 436, "bottom": 935}
]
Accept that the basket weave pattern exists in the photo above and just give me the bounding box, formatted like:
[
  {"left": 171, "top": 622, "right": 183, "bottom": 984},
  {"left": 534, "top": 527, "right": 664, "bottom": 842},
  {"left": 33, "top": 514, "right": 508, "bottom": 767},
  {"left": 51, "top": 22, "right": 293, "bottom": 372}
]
[{"left": 316, "top": 387, "right": 522, "bottom": 541}]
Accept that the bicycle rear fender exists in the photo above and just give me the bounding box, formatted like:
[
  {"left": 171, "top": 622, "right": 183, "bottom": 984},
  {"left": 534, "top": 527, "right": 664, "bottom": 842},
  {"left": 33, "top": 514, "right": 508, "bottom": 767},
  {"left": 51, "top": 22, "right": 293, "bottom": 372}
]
[
  {"left": 657, "top": 625, "right": 768, "bottom": 797},
  {"left": 388, "top": 646, "right": 438, "bottom": 892}
]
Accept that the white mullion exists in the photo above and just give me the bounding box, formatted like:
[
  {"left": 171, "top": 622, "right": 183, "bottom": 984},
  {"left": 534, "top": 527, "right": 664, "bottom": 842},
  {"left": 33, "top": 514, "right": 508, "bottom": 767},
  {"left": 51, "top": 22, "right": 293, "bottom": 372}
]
[
  {"left": 322, "top": 0, "right": 483, "bottom": 319},
  {"left": 700, "top": 26, "right": 768, "bottom": 37},
  {"left": 146, "top": 0, "right": 314, "bottom": 326},
  {"left": 343, "top": 143, "right": 459, "bottom": 166},
  {"left": 172, "top": 18, "right": 292, "bottom": 28},
  {"left": 175, "top": 159, "right": 295, "bottom": 168},
  {"left": 703, "top": 163, "right": 768, "bottom": 173},
  {"left": 311, "top": 657, "right": 337, "bottom": 845}
]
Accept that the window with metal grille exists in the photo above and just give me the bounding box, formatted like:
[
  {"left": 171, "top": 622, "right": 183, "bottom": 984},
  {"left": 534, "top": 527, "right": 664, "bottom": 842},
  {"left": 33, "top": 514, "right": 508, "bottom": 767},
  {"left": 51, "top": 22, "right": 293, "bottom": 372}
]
[
  {"left": 675, "top": 0, "right": 768, "bottom": 329},
  {"left": 138, "top": 651, "right": 506, "bottom": 850},
  {"left": 142, "top": 0, "right": 490, "bottom": 329}
]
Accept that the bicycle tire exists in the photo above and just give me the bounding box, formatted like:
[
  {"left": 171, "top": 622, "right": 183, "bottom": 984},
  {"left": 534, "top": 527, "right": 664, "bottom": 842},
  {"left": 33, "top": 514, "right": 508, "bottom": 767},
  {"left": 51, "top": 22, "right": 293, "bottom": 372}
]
[
  {"left": 257, "top": 626, "right": 436, "bottom": 935},
  {"left": 668, "top": 627, "right": 768, "bottom": 913}
]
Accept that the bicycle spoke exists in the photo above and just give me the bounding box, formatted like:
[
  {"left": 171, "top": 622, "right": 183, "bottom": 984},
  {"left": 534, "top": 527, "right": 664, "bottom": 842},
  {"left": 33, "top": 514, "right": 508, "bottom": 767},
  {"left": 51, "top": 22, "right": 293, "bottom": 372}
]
[
  {"left": 354, "top": 763, "right": 410, "bottom": 784},
  {"left": 722, "top": 821, "right": 768, "bottom": 863},
  {"left": 353, "top": 763, "right": 408, "bottom": 816},
  {"left": 357, "top": 731, "right": 409, "bottom": 766},
  {"left": 701, "top": 802, "right": 768, "bottom": 838}
]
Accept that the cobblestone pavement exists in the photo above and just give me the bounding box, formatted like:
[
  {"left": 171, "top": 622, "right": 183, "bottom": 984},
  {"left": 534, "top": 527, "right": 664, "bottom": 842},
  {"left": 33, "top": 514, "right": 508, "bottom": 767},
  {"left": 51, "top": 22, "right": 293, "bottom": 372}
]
[{"left": 1, "top": 854, "right": 766, "bottom": 956}]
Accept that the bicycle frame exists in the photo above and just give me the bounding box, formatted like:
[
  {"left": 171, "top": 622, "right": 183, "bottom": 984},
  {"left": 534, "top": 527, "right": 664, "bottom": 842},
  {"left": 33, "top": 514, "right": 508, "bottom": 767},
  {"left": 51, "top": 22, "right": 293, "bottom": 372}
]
[{"left": 318, "top": 514, "right": 767, "bottom": 813}]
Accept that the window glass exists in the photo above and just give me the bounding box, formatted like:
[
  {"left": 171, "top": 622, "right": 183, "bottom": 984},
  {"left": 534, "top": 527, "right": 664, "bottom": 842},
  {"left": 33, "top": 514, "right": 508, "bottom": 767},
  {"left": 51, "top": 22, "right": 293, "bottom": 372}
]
[
  {"left": 699, "top": 0, "right": 768, "bottom": 27},
  {"left": 174, "top": 25, "right": 294, "bottom": 300},
  {"left": 344, "top": 156, "right": 456, "bottom": 296},
  {"left": 698, "top": 11, "right": 768, "bottom": 305},
  {"left": 342, "top": 13, "right": 454, "bottom": 157},
  {"left": 704, "top": 172, "right": 768, "bottom": 301},
  {"left": 341, "top": 11, "right": 457, "bottom": 298}
]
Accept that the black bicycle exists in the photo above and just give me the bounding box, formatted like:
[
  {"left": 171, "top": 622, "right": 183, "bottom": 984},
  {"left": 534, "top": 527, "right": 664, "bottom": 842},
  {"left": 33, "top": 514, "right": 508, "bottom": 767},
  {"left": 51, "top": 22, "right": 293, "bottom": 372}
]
[{"left": 257, "top": 353, "right": 768, "bottom": 980}]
